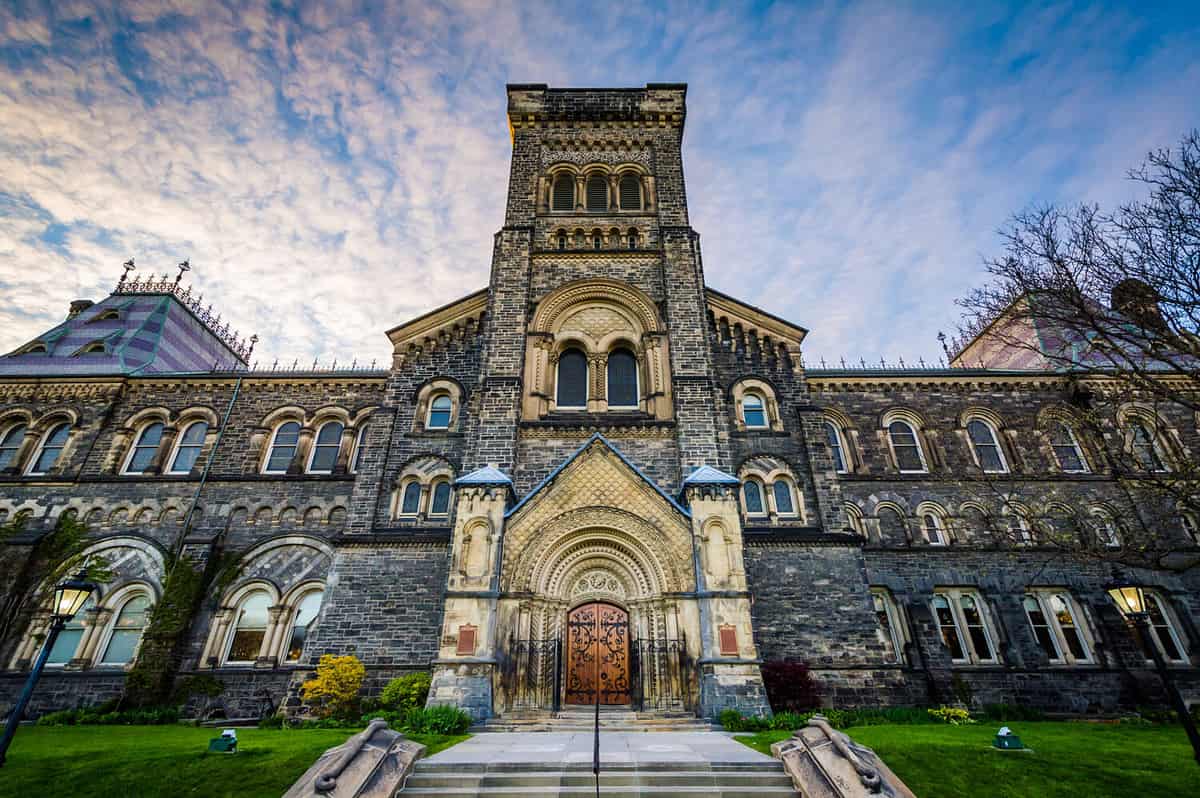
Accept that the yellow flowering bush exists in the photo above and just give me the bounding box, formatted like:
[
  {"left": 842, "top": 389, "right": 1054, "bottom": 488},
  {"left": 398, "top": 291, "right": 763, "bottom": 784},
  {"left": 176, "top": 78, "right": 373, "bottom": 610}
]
[
  {"left": 927, "top": 705, "right": 974, "bottom": 725},
  {"left": 301, "top": 654, "right": 366, "bottom": 719}
]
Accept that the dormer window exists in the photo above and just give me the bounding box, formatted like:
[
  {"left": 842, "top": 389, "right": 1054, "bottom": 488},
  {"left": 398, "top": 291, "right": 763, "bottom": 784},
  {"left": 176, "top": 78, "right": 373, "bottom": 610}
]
[
  {"left": 80, "top": 342, "right": 107, "bottom": 355},
  {"left": 95, "top": 310, "right": 121, "bottom": 321},
  {"left": 19, "top": 343, "right": 47, "bottom": 355}
]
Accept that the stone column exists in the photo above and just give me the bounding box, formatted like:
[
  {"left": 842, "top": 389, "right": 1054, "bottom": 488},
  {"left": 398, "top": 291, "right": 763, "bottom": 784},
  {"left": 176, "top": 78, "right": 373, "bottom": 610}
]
[
  {"left": 288, "top": 426, "right": 315, "bottom": 475},
  {"left": 428, "top": 474, "right": 512, "bottom": 720},
  {"left": 260, "top": 605, "right": 289, "bottom": 667},
  {"left": 684, "top": 474, "right": 770, "bottom": 719}
]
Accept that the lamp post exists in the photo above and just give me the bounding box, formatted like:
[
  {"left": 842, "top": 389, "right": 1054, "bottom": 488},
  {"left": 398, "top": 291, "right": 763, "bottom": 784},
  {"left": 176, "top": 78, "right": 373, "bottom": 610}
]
[
  {"left": 1105, "top": 569, "right": 1200, "bottom": 765},
  {"left": 0, "top": 569, "right": 97, "bottom": 767}
]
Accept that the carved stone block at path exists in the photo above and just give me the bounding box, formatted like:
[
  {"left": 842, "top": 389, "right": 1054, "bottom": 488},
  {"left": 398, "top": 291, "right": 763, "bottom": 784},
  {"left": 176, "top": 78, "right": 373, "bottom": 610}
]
[
  {"left": 771, "top": 715, "right": 917, "bottom": 798},
  {"left": 283, "top": 719, "right": 425, "bottom": 798}
]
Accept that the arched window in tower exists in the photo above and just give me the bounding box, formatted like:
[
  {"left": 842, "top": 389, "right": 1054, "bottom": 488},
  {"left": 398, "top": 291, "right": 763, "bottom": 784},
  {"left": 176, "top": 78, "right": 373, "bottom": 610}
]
[
  {"left": 427, "top": 394, "right": 453, "bottom": 429},
  {"left": 400, "top": 481, "right": 422, "bottom": 516},
  {"left": 619, "top": 174, "right": 642, "bottom": 210},
  {"left": 966, "top": 419, "right": 1007, "bottom": 473},
  {"left": 27, "top": 422, "right": 70, "bottom": 475},
  {"left": 922, "top": 513, "right": 947, "bottom": 545},
  {"left": 307, "top": 421, "right": 344, "bottom": 473},
  {"left": 606, "top": 348, "right": 638, "bottom": 409},
  {"left": 742, "top": 393, "right": 767, "bottom": 429},
  {"left": 627, "top": 228, "right": 639, "bottom": 249},
  {"left": 556, "top": 348, "right": 588, "bottom": 409},
  {"left": 772, "top": 480, "right": 796, "bottom": 516},
  {"left": 592, "top": 231, "right": 603, "bottom": 250},
  {"left": 557, "top": 232, "right": 567, "bottom": 250},
  {"left": 0, "top": 423, "right": 27, "bottom": 471},
  {"left": 586, "top": 175, "right": 608, "bottom": 211},
  {"left": 552, "top": 174, "right": 575, "bottom": 211},
  {"left": 430, "top": 480, "right": 452, "bottom": 516},
  {"left": 742, "top": 480, "right": 765, "bottom": 516}
]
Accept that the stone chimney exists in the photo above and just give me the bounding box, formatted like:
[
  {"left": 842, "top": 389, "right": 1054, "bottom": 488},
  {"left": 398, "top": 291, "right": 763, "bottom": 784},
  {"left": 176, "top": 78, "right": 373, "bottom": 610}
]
[{"left": 67, "top": 300, "right": 95, "bottom": 320}]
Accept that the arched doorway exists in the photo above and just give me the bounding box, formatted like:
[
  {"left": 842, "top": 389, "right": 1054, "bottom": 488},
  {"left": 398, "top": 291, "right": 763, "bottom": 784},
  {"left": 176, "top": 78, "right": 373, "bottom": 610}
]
[{"left": 565, "top": 602, "right": 630, "bottom": 705}]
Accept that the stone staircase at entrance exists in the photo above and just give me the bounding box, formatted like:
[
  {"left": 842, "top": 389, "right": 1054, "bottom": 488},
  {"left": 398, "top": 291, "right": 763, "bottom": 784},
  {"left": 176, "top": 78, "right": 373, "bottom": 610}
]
[
  {"left": 397, "top": 760, "right": 796, "bottom": 797},
  {"left": 471, "top": 706, "right": 717, "bottom": 733}
]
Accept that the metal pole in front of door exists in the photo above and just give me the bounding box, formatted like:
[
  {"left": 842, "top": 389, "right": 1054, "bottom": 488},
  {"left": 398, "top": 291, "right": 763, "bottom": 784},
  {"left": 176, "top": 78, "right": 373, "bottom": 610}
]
[{"left": 593, "top": 614, "right": 601, "bottom": 798}]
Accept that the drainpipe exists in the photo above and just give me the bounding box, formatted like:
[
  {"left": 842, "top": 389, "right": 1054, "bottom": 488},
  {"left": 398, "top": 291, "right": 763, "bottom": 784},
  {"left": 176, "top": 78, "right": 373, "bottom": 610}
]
[{"left": 172, "top": 374, "right": 243, "bottom": 562}]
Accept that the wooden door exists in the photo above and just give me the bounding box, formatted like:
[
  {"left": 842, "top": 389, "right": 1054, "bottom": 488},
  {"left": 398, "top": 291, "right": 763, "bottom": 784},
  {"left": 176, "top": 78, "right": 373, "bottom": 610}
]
[{"left": 565, "top": 602, "right": 630, "bottom": 705}]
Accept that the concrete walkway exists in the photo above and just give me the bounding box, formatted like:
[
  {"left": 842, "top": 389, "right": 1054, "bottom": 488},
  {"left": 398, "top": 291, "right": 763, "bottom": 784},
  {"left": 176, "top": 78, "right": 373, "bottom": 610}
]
[{"left": 424, "top": 731, "right": 775, "bottom": 766}]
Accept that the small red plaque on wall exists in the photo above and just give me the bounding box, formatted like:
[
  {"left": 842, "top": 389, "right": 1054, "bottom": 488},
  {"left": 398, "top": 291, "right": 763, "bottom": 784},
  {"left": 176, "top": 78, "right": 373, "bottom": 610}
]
[
  {"left": 718, "top": 625, "right": 738, "bottom": 656},
  {"left": 456, "top": 625, "right": 477, "bottom": 656}
]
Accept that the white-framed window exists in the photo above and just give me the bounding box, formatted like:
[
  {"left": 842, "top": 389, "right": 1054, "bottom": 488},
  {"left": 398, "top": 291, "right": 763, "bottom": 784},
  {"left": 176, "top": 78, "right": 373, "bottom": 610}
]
[
  {"left": 284, "top": 590, "right": 324, "bottom": 663},
  {"left": 307, "top": 421, "right": 344, "bottom": 474},
  {"left": 98, "top": 593, "right": 152, "bottom": 666},
  {"left": 606, "top": 348, "right": 639, "bottom": 409},
  {"left": 921, "top": 512, "right": 947, "bottom": 545},
  {"left": 871, "top": 588, "right": 906, "bottom": 664},
  {"left": 886, "top": 419, "right": 927, "bottom": 473},
  {"left": 1048, "top": 422, "right": 1088, "bottom": 473},
  {"left": 1129, "top": 421, "right": 1168, "bottom": 472},
  {"left": 426, "top": 394, "right": 453, "bottom": 429},
  {"left": 1090, "top": 510, "right": 1121, "bottom": 548},
  {"left": 224, "top": 590, "right": 271, "bottom": 664},
  {"left": 742, "top": 393, "right": 768, "bottom": 429},
  {"left": 1007, "top": 510, "right": 1034, "bottom": 546},
  {"left": 429, "top": 480, "right": 452, "bottom": 517},
  {"left": 966, "top": 419, "right": 1008, "bottom": 473},
  {"left": 167, "top": 421, "right": 208, "bottom": 474},
  {"left": 122, "top": 422, "right": 164, "bottom": 475},
  {"left": 556, "top": 348, "right": 588, "bottom": 409},
  {"left": 1144, "top": 591, "right": 1188, "bottom": 664},
  {"left": 742, "top": 479, "right": 766, "bottom": 516},
  {"left": 350, "top": 427, "right": 367, "bottom": 473},
  {"left": 0, "top": 423, "right": 27, "bottom": 471},
  {"left": 772, "top": 479, "right": 797, "bottom": 516},
  {"left": 824, "top": 421, "right": 849, "bottom": 473},
  {"left": 1023, "top": 590, "right": 1093, "bottom": 665},
  {"left": 263, "top": 421, "right": 301, "bottom": 474},
  {"left": 932, "top": 589, "right": 998, "bottom": 665},
  {"left": 398, "top": 481, "right": 422, "bottom": 516},
  {"left": 44, "top": 596, "right": 94, "bottom": 666},
  {"left": 26, "top": 422, "right": 70, "bottom": 475}
]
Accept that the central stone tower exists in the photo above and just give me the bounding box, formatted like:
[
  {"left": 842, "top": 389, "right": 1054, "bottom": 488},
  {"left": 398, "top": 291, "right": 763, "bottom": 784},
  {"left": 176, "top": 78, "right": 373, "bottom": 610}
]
[{"left": 424, "top": 85, "right": 771, "bottom": 720}]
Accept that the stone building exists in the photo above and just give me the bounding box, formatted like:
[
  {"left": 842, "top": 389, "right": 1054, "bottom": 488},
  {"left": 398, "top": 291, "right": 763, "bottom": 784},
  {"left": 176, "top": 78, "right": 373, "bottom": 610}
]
[{"left": 0, "top": 84, "right": 1196, "bottom": 722}]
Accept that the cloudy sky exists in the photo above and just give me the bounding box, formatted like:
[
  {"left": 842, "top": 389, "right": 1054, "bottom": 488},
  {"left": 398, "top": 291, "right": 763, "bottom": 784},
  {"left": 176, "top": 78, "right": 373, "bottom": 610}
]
[{"left": 1, "top": 1, "right": 1197, "bottom": 368}]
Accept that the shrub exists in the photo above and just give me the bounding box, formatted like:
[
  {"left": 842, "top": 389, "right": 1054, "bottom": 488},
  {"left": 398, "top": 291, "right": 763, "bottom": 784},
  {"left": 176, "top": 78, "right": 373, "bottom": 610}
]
[
  {"left": 257, "top": 714, "right": 285, "bottom": 729},
  {"left": 301, "top": 654, "right": 366, "bottom": 720},
  {"left": 717, "top": 709, "right": 771, "bottom": 732},
  {"left": 760, "top": 660, "right": 821, "bottom": 712},
  {"left": 36, "top": 705, "right": 179, "bottom": 726},
  {"left": 379, "top": 672, "right": 431, "bottom": 714},
  {"left": 400, "top": 704, "right": 472, "bottom": 735},
  {"left": 928, "top": 705, "right": 974, "bottom": 725}
]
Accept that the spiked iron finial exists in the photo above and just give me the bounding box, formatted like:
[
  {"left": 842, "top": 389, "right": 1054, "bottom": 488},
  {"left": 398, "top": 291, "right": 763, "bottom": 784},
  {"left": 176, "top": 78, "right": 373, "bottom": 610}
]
[{"left": 176, "top": 258, "right": 191, "bottom": 284}]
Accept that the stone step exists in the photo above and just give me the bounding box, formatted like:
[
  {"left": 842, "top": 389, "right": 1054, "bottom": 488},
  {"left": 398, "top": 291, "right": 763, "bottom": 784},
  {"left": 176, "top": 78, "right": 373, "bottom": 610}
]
[
  {"left": 415, "top": 762, "right": 787, "bottom": 773},
  {"left": 405, "top": 770, "right": 794, "bottom": 788},
  {"left": 399, "top": 788, "right": 797, "bottom": 797}
]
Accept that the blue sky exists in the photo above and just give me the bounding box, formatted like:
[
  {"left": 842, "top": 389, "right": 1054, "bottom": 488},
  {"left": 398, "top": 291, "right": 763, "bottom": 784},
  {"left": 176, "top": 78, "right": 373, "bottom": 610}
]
[{"left": 0, "top": 1, "right": 1197, "bottom": 367}]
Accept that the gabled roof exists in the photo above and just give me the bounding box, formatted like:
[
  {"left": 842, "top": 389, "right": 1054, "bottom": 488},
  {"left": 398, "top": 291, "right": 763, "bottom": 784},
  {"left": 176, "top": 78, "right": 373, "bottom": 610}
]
[
  {"left": 386, "top": 288, "right": 488, "bottom": 352},
  {"left": 506, "top": 433, "right": 690, "bottom": 519},
  {"left": 705, "top": 287, "right": 807, "bottom": 348},
  {"left": 681, "top": 464, "right": 739, "bottom": 486},
  {"left": 455, "top": 466, "right": 514, "bottom": 486}
]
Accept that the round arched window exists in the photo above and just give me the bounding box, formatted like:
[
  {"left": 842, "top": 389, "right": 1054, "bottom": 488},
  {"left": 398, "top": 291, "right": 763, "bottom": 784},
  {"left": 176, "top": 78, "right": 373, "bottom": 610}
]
[
  {"left": 606, "top": 349, "right": 638, "bottom": 409},
  {"left": 556, "top": 349, "right": 588, "bottom": 409},
  {"left": 552, "top": 174, "right": 575, "bottom": 211}
]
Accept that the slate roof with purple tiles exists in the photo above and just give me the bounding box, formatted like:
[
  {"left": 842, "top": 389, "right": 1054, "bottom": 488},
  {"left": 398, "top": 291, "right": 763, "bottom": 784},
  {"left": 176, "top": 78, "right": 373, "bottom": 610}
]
[{"left": 0, "top": 285, "right": 249, "bottom": 376}]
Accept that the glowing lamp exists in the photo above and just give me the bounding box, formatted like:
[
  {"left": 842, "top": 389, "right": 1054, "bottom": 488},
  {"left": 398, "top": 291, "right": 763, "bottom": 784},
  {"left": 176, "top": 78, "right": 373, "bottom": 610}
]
[{"left": 52, "top": 569, "right": 97, "bottom": 621}]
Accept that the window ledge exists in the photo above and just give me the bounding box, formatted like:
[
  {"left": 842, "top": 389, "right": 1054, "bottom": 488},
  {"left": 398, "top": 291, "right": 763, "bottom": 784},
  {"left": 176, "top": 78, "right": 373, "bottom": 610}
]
[{"left": 523, "top": 413, "right": 673, "bottom": 430}]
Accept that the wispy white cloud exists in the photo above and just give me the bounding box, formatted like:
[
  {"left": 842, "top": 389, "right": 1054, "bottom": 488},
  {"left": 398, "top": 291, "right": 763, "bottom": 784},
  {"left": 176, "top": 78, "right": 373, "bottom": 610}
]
[{"left": 0, "top": 0, "right": 1196, "bottom": 367}]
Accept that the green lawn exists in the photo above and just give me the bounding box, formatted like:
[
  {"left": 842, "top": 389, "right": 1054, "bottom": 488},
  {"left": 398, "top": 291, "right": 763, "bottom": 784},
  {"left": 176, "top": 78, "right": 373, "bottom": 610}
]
[
  {"left": 0, "top": 725, "right": 469, "bottom": 798},
  {"left": 736, "top": 722, "right": 1200, "bottom": 798}
]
